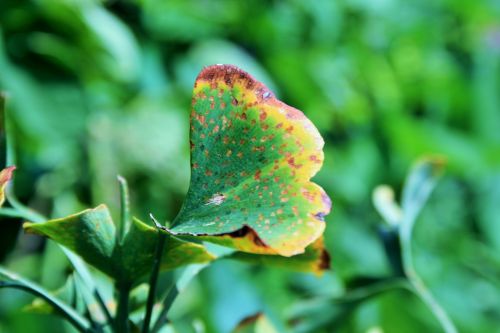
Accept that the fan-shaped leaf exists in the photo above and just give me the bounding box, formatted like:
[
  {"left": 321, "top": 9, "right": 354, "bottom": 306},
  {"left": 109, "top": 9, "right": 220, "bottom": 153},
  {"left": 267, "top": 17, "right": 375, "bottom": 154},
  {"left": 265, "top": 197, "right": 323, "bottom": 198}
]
[{"left": 169, "top": 65, "right": 331, "bottom": 256}]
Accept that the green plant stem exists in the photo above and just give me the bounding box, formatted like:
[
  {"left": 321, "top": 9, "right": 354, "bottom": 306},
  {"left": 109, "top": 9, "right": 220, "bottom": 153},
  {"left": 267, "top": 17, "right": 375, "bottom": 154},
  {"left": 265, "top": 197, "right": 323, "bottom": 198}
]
[
  {"left": 142, "top": 215, "right": 167, "bottom": 333},
  {"left": 115, "top": 282, "right": 131, "bottom": 333},
  {"left": 150, "top": 285, "right": 179, "bottom": 333},
  {"left": 0, "top": 269, "right": 92, "bottom": 333},
  {"left": 150, "top": 264, "right": 210, "bottom": 332},
  {"left": 333, "top": 278, "right": 409, "bottom": 305},
  {"left": 400, "top": 225, "right": 458, "bottom": 333}
]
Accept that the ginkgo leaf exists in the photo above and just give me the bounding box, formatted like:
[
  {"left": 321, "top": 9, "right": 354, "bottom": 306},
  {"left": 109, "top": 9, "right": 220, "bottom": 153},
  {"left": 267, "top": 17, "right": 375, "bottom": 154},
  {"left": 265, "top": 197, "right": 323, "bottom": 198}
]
[
  {"left": 168, "top": 65, "right": 331, "bottom": 257},
  {"left": 0, "top": 166, "right": 15, "bottom": 207},
  {"left": 24, "top": 205, "right": 215, "bottom": 285}
]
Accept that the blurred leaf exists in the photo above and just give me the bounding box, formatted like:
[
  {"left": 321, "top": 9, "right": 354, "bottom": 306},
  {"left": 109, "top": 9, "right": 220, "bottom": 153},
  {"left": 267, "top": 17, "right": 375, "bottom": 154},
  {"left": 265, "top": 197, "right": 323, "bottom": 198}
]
[
  {"left": 372, "top": 185, "right": 402, "bottom": 227},
  {"left": 25, "top": 274, "right": 83, "bottom": 314},
  {"left": 170, "top": 65, "right": 331, "bottom": 257},
  {"left": 227, "top": 237, "right": 330, "bottom": 275},
  {"left": 401, "top": 157, "right": 446, "bottom": 227},
  {"left": 175, "top": 39, "right": 278, "bottom": 94},
  {"left": 232, "top": 313, "right": 279, "bottom": 333},
  {"left": 0, "top": 266, "right": 91, "bottom": 332},
  {"left": 287, "top": 278, "right": 410, "bottom": 333},
  {"left": 398, "top": 157, "right": 457, "bottom": 333},
  {"left": 28, "top": 277, "right": 148, "bottom": 323},
  {"left": 24, "top": 205, "right": 215, "bottom": 285}
]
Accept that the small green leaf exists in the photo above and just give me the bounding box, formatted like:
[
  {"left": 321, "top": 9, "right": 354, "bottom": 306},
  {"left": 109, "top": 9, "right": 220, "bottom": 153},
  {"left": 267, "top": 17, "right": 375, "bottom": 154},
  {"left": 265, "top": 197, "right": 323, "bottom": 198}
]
[
  {"left": 170, "top": 65, "right": 331, "bottom": 257},
  {"left": 232, "top": 313, "right": 280, "bottom": 333},
  {"left": 227, "top": 237, "right": 330, "bottom": 275},
  {"left": 401, "top": 156, "right": 446, "bottom": 226},
  {"left": 24, "top": 205, "right": 215, "bottom": 285},
  {"left": 0, "top": 165, "right": 15, "bottom": 207}
]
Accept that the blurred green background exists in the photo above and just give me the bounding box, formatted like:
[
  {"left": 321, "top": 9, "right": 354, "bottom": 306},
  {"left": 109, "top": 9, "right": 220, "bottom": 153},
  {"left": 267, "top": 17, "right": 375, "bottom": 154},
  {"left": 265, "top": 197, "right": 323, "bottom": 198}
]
[{"left": 1, "top": 0, "right": 499, "bottom": 332}]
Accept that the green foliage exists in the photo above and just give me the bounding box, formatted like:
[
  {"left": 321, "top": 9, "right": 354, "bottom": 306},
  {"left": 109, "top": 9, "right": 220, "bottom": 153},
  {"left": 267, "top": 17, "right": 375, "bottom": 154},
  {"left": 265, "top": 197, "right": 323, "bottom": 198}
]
[
  {"left": 24, "top": 205, "right": 215, "bottom": 285},
  {"left": 0, "top": 0, "right": 499, "bottom": 332},
  {"left": 1, "top": 62, "right": 332, "bottom": 333}
]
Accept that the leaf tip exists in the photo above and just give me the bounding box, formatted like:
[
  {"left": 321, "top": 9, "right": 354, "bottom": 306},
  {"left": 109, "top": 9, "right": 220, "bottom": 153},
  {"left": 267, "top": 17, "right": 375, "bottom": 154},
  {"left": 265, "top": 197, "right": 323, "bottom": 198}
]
[{"left": 0, "top": 165, "right": 16, "bottom": 184}]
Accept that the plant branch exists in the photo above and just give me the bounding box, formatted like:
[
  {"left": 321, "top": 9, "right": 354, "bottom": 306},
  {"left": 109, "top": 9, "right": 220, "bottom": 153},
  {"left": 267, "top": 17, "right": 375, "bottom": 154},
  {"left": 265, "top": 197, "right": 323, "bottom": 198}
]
[
  {"left": 150, "top": 285, "right": 178, "bottom": 333},
  {"left": 115, "top": 282, "right": 131, "bottom": 333},
  {"left": 151, "top": 264, "right": 209, "bottom": 333},
  {"left": 142, "top": 214, "right": 167, "bottom": 333},
  {"left": 400, "top": 225, "right": 457, "bottom": 333}
]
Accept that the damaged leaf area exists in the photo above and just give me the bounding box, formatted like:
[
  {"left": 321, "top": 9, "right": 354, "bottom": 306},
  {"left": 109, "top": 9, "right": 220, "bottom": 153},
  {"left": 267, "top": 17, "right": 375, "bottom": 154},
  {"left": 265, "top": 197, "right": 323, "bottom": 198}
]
[
  {"left": 227, "top": 237, "right": 330, "bottom": 275},
  {"left": 170, "top": 65, "right": 331, "bottom": 256},
  {"left": 23, "top": 205, "right": 214, "bottom": 285},
  {"left": 0, "top": 166, "right": 15, "bottom": 207}
]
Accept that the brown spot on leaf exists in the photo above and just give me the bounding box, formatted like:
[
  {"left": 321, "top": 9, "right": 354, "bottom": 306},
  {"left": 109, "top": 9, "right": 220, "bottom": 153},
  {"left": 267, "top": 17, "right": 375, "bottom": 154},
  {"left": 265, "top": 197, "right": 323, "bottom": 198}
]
[
  {"left": 259, "top": 111, "right": 267, "bottom": 121},
  {"left": 196, "top": 114, "right": 206, "bottom": 125},
  {"left": 310, "top": 155, "right": 321, "bottom": 163},
  {"left": 301, "top": 188, "right": 316, "bottom": 202},
  {"left": 287, "top": 157, "right": 303, "bottom": 169}
]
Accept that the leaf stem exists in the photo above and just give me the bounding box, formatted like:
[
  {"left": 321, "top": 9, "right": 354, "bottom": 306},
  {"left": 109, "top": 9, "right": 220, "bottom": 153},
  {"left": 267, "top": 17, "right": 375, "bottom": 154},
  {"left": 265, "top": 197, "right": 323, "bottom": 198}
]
[
  {"left": 115, "top": 282, "right": 131, "bottom": 333},
  {"left": 150, "top": 285, "right": 179, "bottom": 333},
  {"left": 151, "top": 264, "right": 209, "bottom": 333},
  {"left": 400, "top": 225, "right": 458, "bottom": 333},
  {"left": 142, "top": 214, "right": 167, "bottom": 333},
  {"left": 398, "top": 159, "right": 457, "bottom": 333}
]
